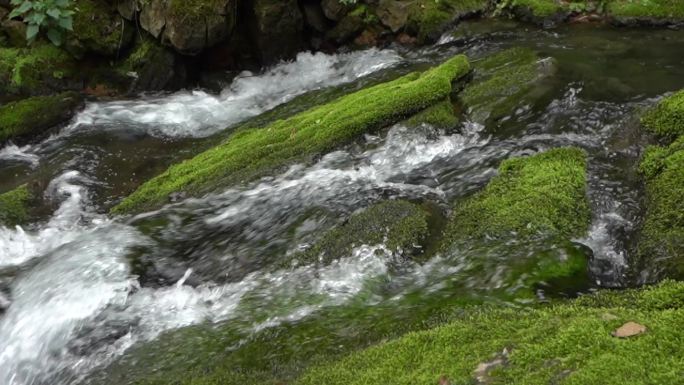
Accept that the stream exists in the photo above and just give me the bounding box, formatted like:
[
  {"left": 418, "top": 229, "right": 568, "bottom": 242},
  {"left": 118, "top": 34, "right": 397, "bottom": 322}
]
[{"left": 2, "top": 20, "right": 684, "bottom": 385}]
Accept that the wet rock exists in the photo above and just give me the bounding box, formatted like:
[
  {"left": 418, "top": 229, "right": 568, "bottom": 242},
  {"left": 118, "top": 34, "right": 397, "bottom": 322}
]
[
  {"left": 327, "top": 11, "right": 366, "bottom": 44},
  {"left": 0, "top": 44, "right": 80, "bottom": 97},
  {"left": 247, "top": 0, "right": 304, "bottom": 64},
  {"left": 115, "top": 35, "right": 186, "bottom": 93},
  {"left": 139, "top": 0, "right": 237, "bottom": 55},
  {"left": 612, "top": 322, "right": 647, "bottom": 338},
  {"left": 376, "top": 0, "right": 412, "bottom": 32},
  {"left": 0, "top": 92, "right": 83, "bottom": 145}
]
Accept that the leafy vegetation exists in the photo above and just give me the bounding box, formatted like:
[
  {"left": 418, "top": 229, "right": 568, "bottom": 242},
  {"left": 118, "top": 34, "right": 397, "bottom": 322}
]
[{"left": 8, "top": 0, "right": 74, "bottom": 46}]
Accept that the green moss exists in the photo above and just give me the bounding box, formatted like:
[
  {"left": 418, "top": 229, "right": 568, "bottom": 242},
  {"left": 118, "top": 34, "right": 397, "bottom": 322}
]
[
  {"left": 296, "top": 280, "right": 684, "bottom": 385},
  {"left": 291, "top": 200, "right": 431, "bottom": 267},
  {"left": 506, "top": 0, "right": 566, "bottom": 17},
  {"left": 168, "top": 0, "right": 229, "bottom": 22},
  {"left": 636, "top": 136, "right": 684, "bottom": 281},
  {"left": 641, "top": 89, "right": 684, "bottom": 139},
  {"left": 0, "top": 45, "right": 76, "bottom": 95},
  {"left": 112, "top": 55, "right": 471, "bottom": 214},
  {"left": 0, "top": 92, "right": 82, "bottom": 143},
  {"left": 71, "top": 0, "right": 132, "bottom": 56},
  {"left": 0, "top": 185, "right": 31, "bottom": 227},
  {"left": 403, "top": 99, "right": 459, "bottom": 128},
  {"left": 406, "top": 0, "right": 490, "bottom": 43},
  {"left": 460, "top": 47, "right": 554, "bottom": 123},
  {"left": 442, "top": 147, "right": 590, "bottom": 245},
  {"left": 608, "top": 0, "right": 684, "bottom": 20}
]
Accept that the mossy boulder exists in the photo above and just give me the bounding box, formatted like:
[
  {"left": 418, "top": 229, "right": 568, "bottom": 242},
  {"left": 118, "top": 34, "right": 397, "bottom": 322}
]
[
  {"left": 290, "top": 200, "right": 432, "bottom": 267},
  {"left": 635, "top": 91, "right": 684, "bottom": 282},
  {"left": 460, "top": 47, "right": 556, "bottom": 123},
  {"left": 0, "top": 45, "right": 79, "bottom": 96},
  {"left": 296, "top": 280, "right": 684, "bottom": 385},
  {"left": 641, "top": 89, "right": 684, "bottom": 139},
  {"left": 442, "top": 147, "right": 591, "bottom": 245},
  {"left": 404, "top": 0, "right": 490, "bottom": 43},
  {"left": 608, "top": 0, "right": 684, "bottom": 26},
  {"left": 501, "top": 0, "right": 572, "bottom": 25},
  {"left": 112, "top": 54, "right": 471, "bottom": 214},
  {"left": 0, "top": 92, "right": 83, "bottom": 144},
  {"left": 0, "top": 184, "right": 31, "bottom": 227},
  {"left": 68, "top": 0, "right": 134, "bottom": 57}
]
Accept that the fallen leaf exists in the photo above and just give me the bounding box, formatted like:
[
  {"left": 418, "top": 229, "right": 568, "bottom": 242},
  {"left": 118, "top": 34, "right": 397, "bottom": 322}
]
[{"left": 612, "top": 321, "right": 647, "bottom": 338}]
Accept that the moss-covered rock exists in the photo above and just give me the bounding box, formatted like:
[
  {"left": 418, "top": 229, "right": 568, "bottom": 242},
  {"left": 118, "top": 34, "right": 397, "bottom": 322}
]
[
  {"left": 112, "top": 54, "right": 471, "bottom": 214},
  {"left": 248, "top": 0, "right": 304, "bottom": 63},
  {"left": 0, "top": 44, "right": 78, "bottom": 96},
  {"left": 442, "top": 147, "right": 591, "bottom": 245},
  {"left": 460, "top": 47, "right": 555, "bottom": 123},
  {"left": 635, "top": 94, "right": 684, "bottom": 282},
  {"left": 0, "top": 92, "right": 83, "bottom": 144},
  {"left": 296, "top": 280, "right": 684, "bottom": 385},
  {"left": 404, "top": 0, "right": 490, "bottom": 43},
  {"left": 0, "top": 184, "right": 31, "bottom": 227},
  {"left": 291, "top": 200, "right": 432, "bottom": 267},
  {"left": 69, "top": 0, "right": 134, "bottom": 57},
  {"left": 403, "top": 99, "right": 459, "bottom": 128},
  {"left": 641, "top": 89, "right": 684, "bottom": 139},
  {"left": 608, "top": 0, "right": 684, "bottom": 25},
  {"left": 114, "top": 35, "right": 184, "bottom": 93}
]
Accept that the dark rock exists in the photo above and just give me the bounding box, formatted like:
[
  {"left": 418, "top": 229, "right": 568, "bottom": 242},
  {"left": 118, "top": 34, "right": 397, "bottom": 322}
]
[
  {"left": 0, "top": 6, "right": 8, "bottom": 20},
  {"left": 115, "top": 35, "right": 186, "bottom": 93},
  {"left": 321, "top": 0, "right": 351, "bottom": 21},
  {"left": 1, "top": 19, "right": 27, "bottom": 47},
  {"left": 326, "top": 12, "right": 365, "bottom": 44},
  {"left": 302, "top": 1, "right": 331, "bottom": 33},
  {"left": 246, "top": 0, "right": 304, "bottom": 64},
  {"left": 140, "top": 0, "right": 237, "bottom": 56},
  {"left": 116, "top": 0, "right": 138, "bottom": 20}
]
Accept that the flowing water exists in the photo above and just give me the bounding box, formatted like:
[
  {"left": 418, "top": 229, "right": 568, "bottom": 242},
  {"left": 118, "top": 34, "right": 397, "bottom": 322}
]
[{"left": 2, "top": 21, "right": 684, "bottom": 384}]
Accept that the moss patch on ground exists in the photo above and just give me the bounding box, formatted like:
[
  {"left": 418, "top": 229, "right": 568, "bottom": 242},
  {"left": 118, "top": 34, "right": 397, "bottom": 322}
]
[
  {"left": 442, "top": 147, "right": 591, "bottom": 245},
  {"left": 0, "top": 45, "right": 77, "bottom": 96},
  {"left": 112, "top": 55, "right": 471, "bottom": 214},
  {"left": 290, "top": 200, "right": 431, "bottom": 267},
  {"left": 0, "top": 92, "right": 82, "bottom": 143},
  {"left": 296, "top": 280, "right": 684, "bottom": 385},
  {"left": 0, "top": 185, "right": 31, "bottom": 227},
  {"left": 460, "top": 47, "right": 554, "bottom": 123}
]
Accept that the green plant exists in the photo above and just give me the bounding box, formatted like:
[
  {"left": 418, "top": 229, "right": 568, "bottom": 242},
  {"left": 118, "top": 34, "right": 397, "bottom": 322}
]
[{"left": 8, "top": 0, "right": 74, "bottom": 46}]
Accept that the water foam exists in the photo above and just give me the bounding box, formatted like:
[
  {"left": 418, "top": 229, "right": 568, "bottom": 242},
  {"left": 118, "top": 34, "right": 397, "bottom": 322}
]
[{"left": 66, "top": 49, "right": 402, "bottom": 138}]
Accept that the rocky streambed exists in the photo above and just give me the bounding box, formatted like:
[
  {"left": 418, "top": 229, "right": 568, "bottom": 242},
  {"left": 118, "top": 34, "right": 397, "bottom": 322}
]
[{"left": 0, "top": 11, "right": 684, "bottom": 385}]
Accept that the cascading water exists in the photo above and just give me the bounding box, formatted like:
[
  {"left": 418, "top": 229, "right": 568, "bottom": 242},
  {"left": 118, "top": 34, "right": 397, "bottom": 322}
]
[{"left": 3, "top": 22, "right": 684, "bottom": 385}]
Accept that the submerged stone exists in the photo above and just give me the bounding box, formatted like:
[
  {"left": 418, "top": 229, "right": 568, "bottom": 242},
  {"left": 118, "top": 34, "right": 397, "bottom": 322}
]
[
  {"left": 112, "top": 54, "right": 471, "bottom": 214},
  {"left": 0, "top": 92, "right": 83, "bottom": 144},
  {"left": 290, "top": 200, "right": 433, "bottom": 267},
  {"left": 459, "top": 47, "right": 555, "bottom": 123}
]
